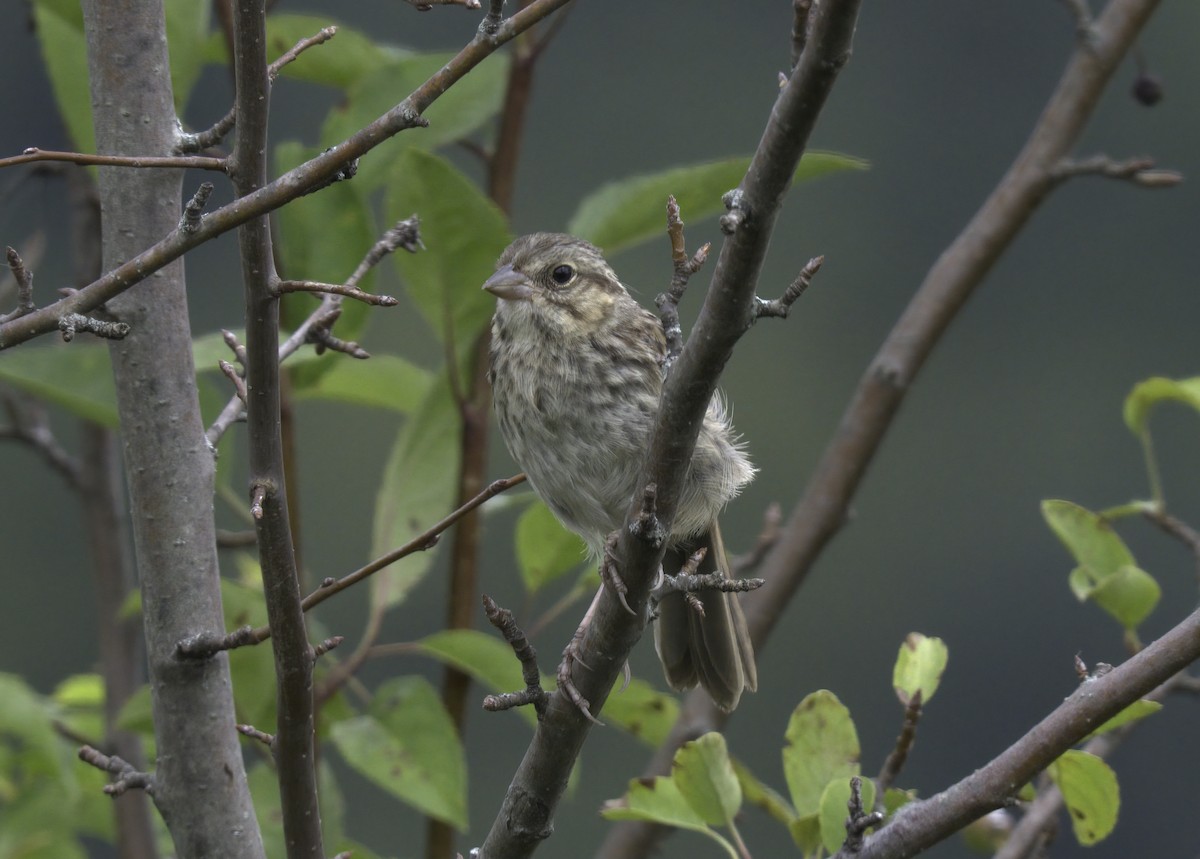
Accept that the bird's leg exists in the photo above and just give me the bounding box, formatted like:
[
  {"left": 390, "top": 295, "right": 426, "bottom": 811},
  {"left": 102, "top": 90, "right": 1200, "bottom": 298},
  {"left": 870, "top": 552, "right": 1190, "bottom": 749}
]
[{"left": 599, "top": 531, "right": 635, "bottom": 615}]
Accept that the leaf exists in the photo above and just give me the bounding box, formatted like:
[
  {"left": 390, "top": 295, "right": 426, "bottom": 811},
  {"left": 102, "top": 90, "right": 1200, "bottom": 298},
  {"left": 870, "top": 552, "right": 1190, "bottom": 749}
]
[
  {"left": 386, "top": 149, "right": 512, "bottom": 380},
  {"left": 892, "top": 633, "right": 949, "bottom": 706},
  {"left": 883, "top": 787, "right": 917, "bottom": 815},
  {"left": 787, "top": 814, "right": 822, "bottom": 857},
  {"left": 1047, "top": 750, "right": 1119, "bottom": 845},
  {"left": 602, "top": 678, "right": 680, "bottom": 747},
  {"left": 292, "top": 353, "right": 432, "bottom": 413},
  {"left": 782, "top": 690, "right": 861, "bottom": 816},
  {"left": 265, "top": 14, "right": 402, "bottom": 89},
  {"left": 732, "top": 757, "right": 797, "bottom": 826},
  {"left": 1123, "top": 376, "right": 1200, "bottom": 436},
  {"left": 31, "top": 0, "right": 92, "bottom": 153},
  {"left": 515, "top": 501, "right": 588, "bottom": 594},
  {"left": 370, "top": 379, "right": 461, "bottom": 610},
  {"left": 418, "top": 629, "right": 530, "bottom": 697},
  {"left": 672, "top": 733, "right": 742, "bottom": 827},
  {"left": 601, "top": 777, "right": 738, "bottom": 859},
  {"left": 0, "top": 342, "right": 118, "bottom": 427},
  {"left": 1042, "top": 500, "right": 1135, "bottom": 575},
  {"left": 1084, "top": 699, "right": 1162, "bottom": 740},
  {"left": 818, "top": 776, "right": 877, "bottom": 854},
  {"left": 329, "top": 677, "right": 467, "bottom": 829},
  {"left": 1082, "top": 564, "right": 1161, "bottom": 631},
  {"left": 322, "top": 51, "right": 511, "bottom": 188},
  {"left": 218, "top": 578, "right": 277, "bottom": 730},
  {"left": 164, "top": 0, "right": 211, "bottom": 112},
  {"left": 274, "top": 141, "right": 379, "bottom": 338},
  {"left": 247, "top": 761, "right": 348, "bottom": 859},
  {"left": 51, "top": 675, "right": 103, "bottom": 709},
  {"left": 568, "top": 152, "right": 868, "bottom": 254}
]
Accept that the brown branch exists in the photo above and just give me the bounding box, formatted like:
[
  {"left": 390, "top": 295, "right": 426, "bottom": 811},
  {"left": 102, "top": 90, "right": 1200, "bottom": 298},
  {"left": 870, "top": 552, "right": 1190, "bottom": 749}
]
[
  {"left": 655, "top": 196, "right": 711, "bottom": 369},
  {"left": 0, "top": 147, "right": 227, "bottom": 172},
  {"left": 403, "top": 0, "right": 482, "bottom": 8},
  {"left": 754, "top": 255, "right": 824, "bottom": 319},
  {"left": 79, "top": 746, "right": 155, "bottom": 797},
  {"left": 483, "top": 2, "right": 864, "bottom": 856},
  {"left": 1050, "top": 153, "right": 1182, "bottom": 186},
  {"left": 841, "top": 607, "right": 1200, "bottom": 859},
  {"left": 0, "top": 0, "right": 575, "bottom": 351},
  {"left": 481, "top": 594, "right": 551, "bottom": 717},
  {"left": 0, "top": 394, "right": 82, "bottom": 488},
  {"left": 1, "top": 247, "right": 35, "bottom": 322},
  {"left": 275, "top": 280, "right": 399, "bottom": 306},
  {"left": 876, "top": 692, "right": 923, "bottom": 793}
]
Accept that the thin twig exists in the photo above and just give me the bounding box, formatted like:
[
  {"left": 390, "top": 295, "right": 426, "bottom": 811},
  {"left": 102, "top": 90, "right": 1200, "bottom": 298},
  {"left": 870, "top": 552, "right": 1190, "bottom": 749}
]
[
  {"left": 275, "top": 280, "right": 399, "bottom": 306},
  {"left": 876, "top": 692, "right": 923, "bottom": 793},
  {"left": 481, "top": 594, "right": 550, "bottom": 717},
  {"left": 655, "top": 196, "right": 711, "bottom": 370},
  {"left": 1051, "top": 154, "right": 1181, "bottom": 187},
  {"left": 0, "top": 247, "right": 35, "bottom": 322},
  {"left": 78, "top": 746, "right": 155, "bottom": 796},
  {"left": 754, "top": 255, "right": 824, "bottom": 320},
  {"left": 0, "top": 148, "right": 226, "bottom": 172}
]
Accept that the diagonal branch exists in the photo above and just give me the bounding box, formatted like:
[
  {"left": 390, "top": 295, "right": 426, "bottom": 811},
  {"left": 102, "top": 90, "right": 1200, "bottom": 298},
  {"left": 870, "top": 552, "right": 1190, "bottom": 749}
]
[{"left": 479, "top": 2, "right": 864, "bottom": 856}]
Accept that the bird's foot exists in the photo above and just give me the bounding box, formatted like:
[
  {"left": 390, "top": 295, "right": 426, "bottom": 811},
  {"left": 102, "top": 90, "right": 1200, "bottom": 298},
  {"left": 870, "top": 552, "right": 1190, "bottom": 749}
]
[
  {"left": 557, "top": 625, "right": 603, "bottom": 726},
  {"left": 600, "top": 531, "right": 635, "bottom": 615}
]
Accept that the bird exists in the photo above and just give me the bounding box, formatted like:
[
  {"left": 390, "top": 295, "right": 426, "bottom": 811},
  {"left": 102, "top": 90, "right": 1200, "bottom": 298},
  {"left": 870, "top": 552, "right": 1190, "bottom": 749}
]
[{"left": 483, "top": 232, "right": 757, "bottom": 712}]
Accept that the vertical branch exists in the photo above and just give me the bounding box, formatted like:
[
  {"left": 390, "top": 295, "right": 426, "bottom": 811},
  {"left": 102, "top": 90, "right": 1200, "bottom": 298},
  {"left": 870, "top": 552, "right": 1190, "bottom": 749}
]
[
  {"left": 229, "top": 1, "right": 324, "bottom": 858},
  {"left": 79, "top": 0, "right": 266, "bottom": 855},
  {"left": 67, "top": 166, "right": 158, "bottom": 859}
]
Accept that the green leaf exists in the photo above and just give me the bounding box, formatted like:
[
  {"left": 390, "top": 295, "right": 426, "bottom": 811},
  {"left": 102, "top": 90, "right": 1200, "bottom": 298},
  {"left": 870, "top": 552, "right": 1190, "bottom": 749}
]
[
  {"left": 292, "top": 353, "right": 432, "bottom": 413},
  {"left": 1082, "top": 564, "right": 1161, "bottom": 631},
  {"left": 787, "top": 814, "right": 822, "bottom": 857},
  {"left": 323, "top": 51, "right": 511, "bottom": 188},
  {"left": 883, "top": 787, "right": 917, "bottom": 815},
  {"left": 1123, "top": 376, "right": 1200, "bottom": 436},
  {"left": 732, "top": 757, "right": 797, "bottom": 826},
  {"left": 114, "top": 685, "right": 155, "bottom": 736},
  {"left": 32, "top": 0, "right": 92, "bottom": 153},
  {"left": 1042, "top": 500, "right": 1135, "bottom": 575},
  {"left": 418, "top": 629, "right": 530, "bottom": 698},
  {"left": 1047, "top": 750, "right": 1119, "bottom": 845},
  {"left": 818, "top": 776, "right": 877, "bottom": 854},
  {"left": 0, "top": 342, "right": 117, "bottom": 427},
  {"left": 961, "top": 809, "right": 1015, "bottom": 854},
  {"left": 602, "top": 777, "right": 737, "bottom": 858},
  {"left": 51, "top": 675, "right": 103, "bottom": 709},
  {"left": 329, "top": 677, "right": 467, "bottom": 829},
  {"left": 602, "top": 678, "right": 680, "bottom": 747},
  {"left": 782, "top": 690, "right": 861, "bottom": 816},
  {"left": 515, "top": 501, "right": 588, "bottom": 594},
  {"left": 892, "top": 633, "right": 949, "bottom": 706},
  {"left": 165, "top": 0, "right": 211, "bottom": 112},
  {"left": 266, "top": 14, "right": 402, "bottom": 89},
  {"left": 274, "top": 141, "right": 380, "bottom": 339},
  {"left": 672, "top": 733, "right": 742, "bottom": 827},
  {"left": 370, "top": 379, "right": 460, "bottom": 610},
  {"left": 218, "top": 578, "right": 277, "bottom": 730},
  {"left": 568, "top": 152, "right": 868, "bottom": 254},
  {"left": 386, "top": 149, "right": 512, "bottom": 380},
  {"left": 1084, "top": 699, "right": 1162, "bottom": 740}
]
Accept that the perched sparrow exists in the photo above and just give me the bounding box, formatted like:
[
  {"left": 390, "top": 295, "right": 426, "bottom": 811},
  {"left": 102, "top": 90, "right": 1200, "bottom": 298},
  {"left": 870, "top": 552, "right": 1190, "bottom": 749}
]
[{"left": 483, "top": 233, "right": 757, "bottom": 711}]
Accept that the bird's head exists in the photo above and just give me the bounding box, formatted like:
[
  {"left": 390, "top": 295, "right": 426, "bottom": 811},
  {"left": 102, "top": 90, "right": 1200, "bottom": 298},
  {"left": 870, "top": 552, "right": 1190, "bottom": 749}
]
[{"left": 483, "top": 233, "right": 629, "bottom": 335}]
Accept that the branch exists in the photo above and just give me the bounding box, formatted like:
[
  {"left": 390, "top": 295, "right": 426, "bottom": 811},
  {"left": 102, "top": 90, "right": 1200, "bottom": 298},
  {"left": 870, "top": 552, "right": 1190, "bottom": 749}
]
[
  {"left": 1, "top": 393, "right": 81, "bottom": 488},
  {"left": 838, "top": 607, "right": 1200, "bottom": 858},
  {"left": 0, "top": 147, "right": 226, "bottom": 172},
  {"left": 0, "top": 247, "right": 35, "bottom": 322},
  {"left": 0, "top": 0, "right": 575, "bottom": 351},
  {"left": 79, "top": 746, "right": 155, "bottom": 797},
  {"left": 229, "top": 0, "right": 323, "bottom": 853},
  {"left": 480, "top": 2, "right": 864, "bottom": 856}
]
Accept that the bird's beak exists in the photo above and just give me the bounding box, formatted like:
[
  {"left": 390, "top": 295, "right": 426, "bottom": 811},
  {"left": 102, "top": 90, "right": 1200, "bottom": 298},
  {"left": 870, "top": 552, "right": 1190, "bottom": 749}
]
[{"left": 482, "top": 265, "right": 534, "bottom": 301}]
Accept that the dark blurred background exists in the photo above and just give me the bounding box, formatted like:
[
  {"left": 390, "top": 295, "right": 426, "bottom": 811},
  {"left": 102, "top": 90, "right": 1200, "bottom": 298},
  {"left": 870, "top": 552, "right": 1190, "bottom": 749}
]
[{"left": 3, "top": 2, "right": 1199, "bottom": 857}]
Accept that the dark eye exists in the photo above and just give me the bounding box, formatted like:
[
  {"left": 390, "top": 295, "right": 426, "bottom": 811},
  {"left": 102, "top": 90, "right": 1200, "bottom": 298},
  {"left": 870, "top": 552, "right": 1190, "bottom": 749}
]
[{"left": 550, "top": 264, "right": 574, "bottom": 285}]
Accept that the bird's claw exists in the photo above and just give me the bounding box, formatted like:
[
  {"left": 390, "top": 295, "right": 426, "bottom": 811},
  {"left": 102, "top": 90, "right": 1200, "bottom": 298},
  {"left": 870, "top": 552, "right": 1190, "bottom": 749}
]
[
  {"left": 558, "top": 627, "right": 603, "bottom": 725},
  {"left": 600, "top": 532, "right": 635, "bottom": 615}
]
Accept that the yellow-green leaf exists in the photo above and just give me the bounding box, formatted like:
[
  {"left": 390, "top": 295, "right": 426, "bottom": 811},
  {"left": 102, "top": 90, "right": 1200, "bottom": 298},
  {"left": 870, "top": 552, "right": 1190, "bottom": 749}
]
[
  {"left": 602, "top": 777, "right": 737, "bottom": 859},
  {"left": 782, "top": 690, "right": 860, "bottom": 816},
  {"left": 892, "top": 633, "right": 948, "bottom": 706},
  {"left": 818, "top": 776, "right": 876, "bottom": 854},
  {"left": 568, "top": 152, "right": 868, "bottom": 255},
  {"left": 1123, "top": 376, "right": 1200, "bottom": 436},
  {"left": 1047, "top": 750, "right": 1119, "bottom": 845},
  {"left": 1084, "top": 699, "right": 1162, "bottom": 741},
  {"left": 672, "top": 733, "right": 742, "bottom": 827},
  {"left": 515, "top": 501, "right": 587, "bottom": 594}
]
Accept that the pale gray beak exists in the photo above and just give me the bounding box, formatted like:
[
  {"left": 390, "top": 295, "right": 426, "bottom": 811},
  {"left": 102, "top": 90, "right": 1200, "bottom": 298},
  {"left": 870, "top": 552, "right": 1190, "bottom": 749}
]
[{"left": 482, "top": 265, "right": 534, "bottom": 301}]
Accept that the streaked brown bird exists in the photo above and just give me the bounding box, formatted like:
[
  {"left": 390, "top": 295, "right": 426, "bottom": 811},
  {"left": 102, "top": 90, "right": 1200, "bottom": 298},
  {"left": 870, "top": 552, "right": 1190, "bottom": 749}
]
[{"left": 483, "top": 232, "right": 757, "bottom": 711}]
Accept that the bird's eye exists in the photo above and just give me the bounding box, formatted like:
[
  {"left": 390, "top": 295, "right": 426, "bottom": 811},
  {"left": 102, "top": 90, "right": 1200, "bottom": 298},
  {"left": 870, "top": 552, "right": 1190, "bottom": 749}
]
[{"left": 550, "top": 264, "right": 574, "bottom": 285}]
